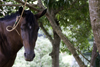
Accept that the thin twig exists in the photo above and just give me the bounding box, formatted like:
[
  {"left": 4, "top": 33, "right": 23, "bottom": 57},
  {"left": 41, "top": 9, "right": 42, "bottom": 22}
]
[{"left": 75, "top": 47, "right": 91, "bottom": 63}]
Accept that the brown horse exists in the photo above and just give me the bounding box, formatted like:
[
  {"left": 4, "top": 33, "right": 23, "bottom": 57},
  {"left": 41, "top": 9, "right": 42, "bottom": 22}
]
[{"left": 0, "top": 7, "right": 46, "bottom": 67}]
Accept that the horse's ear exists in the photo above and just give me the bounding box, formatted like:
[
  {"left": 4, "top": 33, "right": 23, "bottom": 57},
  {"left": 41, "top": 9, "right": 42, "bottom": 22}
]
[
  {"left": 19, "top": 7, "right": 23, "bottom": 15},
  {"left": 35, "top": 9, "right": 47, "bottom": 19},
  {"left": 19, "top": 7, "right": 26, "bottom": 17}
]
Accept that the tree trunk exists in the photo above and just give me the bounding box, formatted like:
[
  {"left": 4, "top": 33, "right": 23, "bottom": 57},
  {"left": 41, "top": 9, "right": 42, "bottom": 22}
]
[
  {"left": 89, "top": 0, "right": 100, "bottom": 54},
  {"left": 50, "top": 31, "right": 60, "bottom": 67},
  {"left": 90, "top": 41, "right": 98, "bottom": 67},
  {"left": 51, "top": 19, "right": 60, "bottom": 67},
  {"left": 46, "top": 11, "right": 86, "bottom": 67}
]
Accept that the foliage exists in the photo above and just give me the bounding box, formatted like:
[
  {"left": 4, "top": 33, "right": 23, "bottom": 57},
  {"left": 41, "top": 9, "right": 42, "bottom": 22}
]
[
  {"left": 40, "top": 0, "right": 92, "bottom": 54},
  {"left": 0, "top": 0, "right": 17, "bottom": 17},
  {"left": 43, "top": 0, "right": 68, "bottom": 10},
  {"left": 55, "top": 0, "right": 92, "bottom": 54}
]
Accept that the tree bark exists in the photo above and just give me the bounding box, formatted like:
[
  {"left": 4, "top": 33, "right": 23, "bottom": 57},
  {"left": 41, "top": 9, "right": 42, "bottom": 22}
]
[
  {"left": 90, "top": 41, "right": 98, "bottom": 67},
  {"left": 50, "top": 31, "right": 60, "bottom": 67},
  {"left": 89, "top": 0, "right": 100, "bottom": 54}
]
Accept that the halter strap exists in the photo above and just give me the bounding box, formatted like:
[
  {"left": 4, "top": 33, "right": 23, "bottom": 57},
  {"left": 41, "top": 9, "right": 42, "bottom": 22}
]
[
  {"left": 6, "top": 0, "right": 27, "bottom": 36},
  {"left": 6, "top": 16, "right": 20, "bottom": 35}
]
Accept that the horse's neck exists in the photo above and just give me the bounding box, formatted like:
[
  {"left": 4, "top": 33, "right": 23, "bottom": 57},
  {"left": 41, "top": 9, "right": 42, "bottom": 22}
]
[{"left": 0, "top": 18, "right": 23, "bottom": 55}]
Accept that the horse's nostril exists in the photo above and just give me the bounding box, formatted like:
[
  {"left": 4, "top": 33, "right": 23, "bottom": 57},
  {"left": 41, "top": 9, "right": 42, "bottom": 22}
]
[
  {"left": 24, "top": 53, "right": 27, "bottom": 57},
  {"left": 33, "top": 54, "right": 35, "bottom": 58},
  {"left": 24, "top": 52, "right": 35, "bottom": 61}
]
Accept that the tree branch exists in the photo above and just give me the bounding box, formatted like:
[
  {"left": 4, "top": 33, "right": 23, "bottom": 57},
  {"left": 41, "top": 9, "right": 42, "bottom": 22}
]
[
  {"left": 39, "top": 22, "right": 54, "bottom": 43},
  {"left": 37, "top": 0, "right": 45, "bottom": 9},
  {"left": 0, "top": 4, "right": 22, "bottom": 6},
  {"left": 15, "top": 0, "right": 40, "bottom": 11}
]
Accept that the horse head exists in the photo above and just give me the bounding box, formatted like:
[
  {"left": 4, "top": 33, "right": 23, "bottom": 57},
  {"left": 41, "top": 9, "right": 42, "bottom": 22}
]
[{"left": 18, "top": 7, "right": 46, "bottom": 61}]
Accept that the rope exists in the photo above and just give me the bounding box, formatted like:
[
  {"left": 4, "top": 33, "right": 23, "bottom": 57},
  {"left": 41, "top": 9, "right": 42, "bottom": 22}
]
[{"left": 6, "top": 0, "right": 27, "bottom": 35}]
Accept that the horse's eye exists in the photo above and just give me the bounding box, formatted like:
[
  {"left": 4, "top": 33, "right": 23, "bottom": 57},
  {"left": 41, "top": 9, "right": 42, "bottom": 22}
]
[
  {"left": 21, "top": 28, "right": 24, "bottom": 31},
  {"left": 29, "top": 26, "right": 32, "bottom": 29}
]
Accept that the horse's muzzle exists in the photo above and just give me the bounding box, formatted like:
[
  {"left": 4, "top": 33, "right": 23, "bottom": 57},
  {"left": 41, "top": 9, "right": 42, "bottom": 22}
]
[{"left": 24, "top": 52, "right": 35, "bottom": 61}]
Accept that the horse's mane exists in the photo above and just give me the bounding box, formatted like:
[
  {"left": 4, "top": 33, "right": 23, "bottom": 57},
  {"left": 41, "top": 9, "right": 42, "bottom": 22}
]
[
  {"left": 0, "top": 10, "right": 36, "bottom": 28},
  {"left": 0, "top": 11, "right": 19, "bottom": 21}
]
